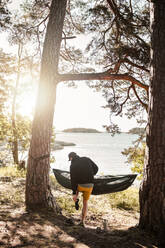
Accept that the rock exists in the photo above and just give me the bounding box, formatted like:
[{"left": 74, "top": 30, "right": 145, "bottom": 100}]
[
  {"left": 52, "top": 144, "right": 64, "bottom": 150},
  {"left": 55, "top": 140, "right": 76, "bottom": 146},
  {"left": 52, "top": 140, "right": 76, "bottom": 151},
  {"left": 96, "top": 227, "right": 104, "bottom": 233}
]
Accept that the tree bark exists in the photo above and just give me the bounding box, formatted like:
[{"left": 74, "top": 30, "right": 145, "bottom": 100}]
[
  {"left": 139, "top": 1, "right": 165, "bottom": 239},
  {"left": 25, "top": 0, "right": 67, "bottom": 211},
  {"left": 11, "top": 44, "right": 22, "bottom": 165}
]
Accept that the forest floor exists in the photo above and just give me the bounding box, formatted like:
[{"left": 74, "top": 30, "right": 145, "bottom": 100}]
[{"left": 0, "top": 177, "right": 161, "bottom": 248}]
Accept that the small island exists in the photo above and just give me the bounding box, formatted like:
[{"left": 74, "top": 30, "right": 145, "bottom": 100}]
[{"left": 62, "top": 128, "right": 101, "bottom": 133}]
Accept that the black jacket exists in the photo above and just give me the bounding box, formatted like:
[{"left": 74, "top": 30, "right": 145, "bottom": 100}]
[{"left": 70, "top": 155, "right": 98, "bottom": 194}]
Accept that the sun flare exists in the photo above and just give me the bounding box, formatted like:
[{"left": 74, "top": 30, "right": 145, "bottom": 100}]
[{"left": 18, "top": 94, "right": 36, "bottom": 117}]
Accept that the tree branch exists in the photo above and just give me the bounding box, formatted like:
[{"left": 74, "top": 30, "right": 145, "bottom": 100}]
[
  {"left": 58, "top": 72, "right": 149, "bottom": 92},
  {"left": 62, "top": 36, "right": 76, "bottom": 40},
  {"left": 117, "top": 85, "right": 132, "bottom": 115},
  {"left": 132, "top": 84, "right": 148, "bottom": 111},
  {"left": 111, "top": 58, "right": 149, "bottom": 73},
  {"left": 27, "top": 14, "right": 49, "bottom": 30}
]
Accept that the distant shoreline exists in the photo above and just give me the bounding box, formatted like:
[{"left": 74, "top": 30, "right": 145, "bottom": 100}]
[
  {"left": 62, "top": 128, "right": 101, "bottom": 133},
  {"left": 55, "top": 130, "right": 139, "bottom": 135},
  {"left": 55, "top": 127, "right": 145, "bottom": 135}
]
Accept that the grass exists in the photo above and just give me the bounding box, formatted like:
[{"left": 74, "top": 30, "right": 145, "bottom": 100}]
[
  {"left": 0, "top": 165, "right": 26, "bottom": 178},
  {"left": 0, "top": 166, "right": 139, "bottom": 213},
  {"left": 107, "top": 188, "right": 139, "bottom": 211}
]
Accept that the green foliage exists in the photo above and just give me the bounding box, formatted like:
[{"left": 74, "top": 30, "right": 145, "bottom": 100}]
[
  {"left": 0, "top": 0, "right": 11, "bottom": 30},
  {"left": 108, "top": 188, "right": 139, "bottom": 211},
  {"left": 0, "top": 45, "right": 34, "bottom": 164},
  {"left": 0, "top": 114, "right": 32, "bottom": 162},
  {"left": 122, "top": 142, "right": 145, "bottom": 180},
  {"left": 0, "top": 50, "right": 16, "bottom": 114},
  {"left": 0, "top": 114, "right": 11, "bottom": 139},
  {"left": 103, "top": 123, "right": 121, "bottom": 136},
  {"left": 0, "top": 111, "right": 56, "bottom": 165},
  {"left": 88, "top": 188, "right": 139, "bottom": 213},
  {"left": 0, "top": 150, "right": 12, "bottom": 167}
]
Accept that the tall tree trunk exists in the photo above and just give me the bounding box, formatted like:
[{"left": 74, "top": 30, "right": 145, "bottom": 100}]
[
  {"left": 11, "top": 43, "right": 22, "bottom": 165},
  {"left": 25, "top": 0, "right": 67, "bottom": 211},
  {"left": 139, "top": 1, "right": 165, "bottom": 239}
]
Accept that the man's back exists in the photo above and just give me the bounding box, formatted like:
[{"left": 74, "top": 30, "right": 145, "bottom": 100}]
[
  {"left": 68, "top": 152, "right": 99, "bottom": 226},
  {"left": 70, "top": 156, "right": 98, "bottom": 187}
]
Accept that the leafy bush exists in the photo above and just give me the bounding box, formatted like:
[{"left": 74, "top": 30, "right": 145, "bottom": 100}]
[{"left": 122, "top": 143, "right": 145, "bottom": 180}]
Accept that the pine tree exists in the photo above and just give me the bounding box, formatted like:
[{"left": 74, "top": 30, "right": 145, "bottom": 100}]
[
  {"left": 139, "top": 1, "right": 165, "bottom": 241},
  {"left": 25, "top": 0, "right": 67, "bottom": 211}
]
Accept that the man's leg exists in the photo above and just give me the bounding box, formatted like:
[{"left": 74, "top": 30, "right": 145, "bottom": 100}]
[
  {"left": 77, "top": 186, "right": 93, "bottom": 226},
  {"left": 73, "top": 190, "right": 79, "bottom": 202},
  {"left": 82, "top": 199, "right": 88, "bottom": 224}
]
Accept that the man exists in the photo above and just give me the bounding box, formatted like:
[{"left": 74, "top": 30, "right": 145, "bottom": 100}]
[{"left": 68, "top": 152, "right": 98, "bottom": 227}]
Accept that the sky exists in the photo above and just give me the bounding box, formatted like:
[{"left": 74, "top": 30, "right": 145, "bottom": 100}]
[
  {"left": 54, "top": 83, "right": 138, "bottom": 132},
  {"left": 17, "top": 81, "right": 138, "bottom": 132},
  {"left": 54, "top": 83, "right": 109, "bottom": 131}
]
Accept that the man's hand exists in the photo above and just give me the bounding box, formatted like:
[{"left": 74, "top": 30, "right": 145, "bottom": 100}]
[{"left": 73, "top": 194, "right": 77, "bottom": 202}]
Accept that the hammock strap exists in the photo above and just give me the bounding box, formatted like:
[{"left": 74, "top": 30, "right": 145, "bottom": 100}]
[{"left": 30, "top": 153, "right": 50, "bottom": 162}]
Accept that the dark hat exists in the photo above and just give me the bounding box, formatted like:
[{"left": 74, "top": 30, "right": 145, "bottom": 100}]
[{"left": 68, "top": 152, "right": 77, "bottom": 161}]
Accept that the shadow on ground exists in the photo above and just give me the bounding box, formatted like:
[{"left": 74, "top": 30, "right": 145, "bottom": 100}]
[{"left": 0, "top": 208, "right": 160, "bottom": 248}]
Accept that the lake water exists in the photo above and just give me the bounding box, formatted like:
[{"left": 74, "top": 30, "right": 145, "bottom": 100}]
[{"left": 51, "top": 132, "right": 139, "bottom": 186}]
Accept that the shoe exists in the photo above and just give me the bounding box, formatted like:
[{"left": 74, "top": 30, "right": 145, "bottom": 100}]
[
  {"left": 78, "top": 221, "right": 86, "bottom": 228},
  {"left": 75, "top": 199, "right": 79, "bottom": 210}
]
